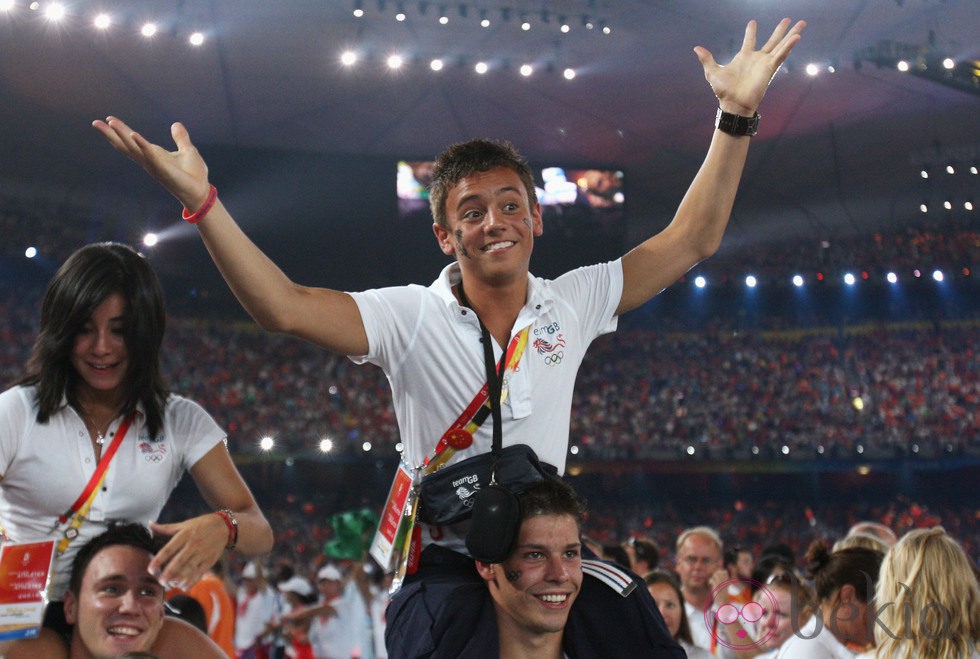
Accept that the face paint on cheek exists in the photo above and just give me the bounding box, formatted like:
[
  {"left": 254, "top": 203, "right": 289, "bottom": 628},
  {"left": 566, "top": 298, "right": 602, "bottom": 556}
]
[
  {"left": 523, "top": 217, "right": 532, "bottom": 230},
  {"left": 505, "top": 570, "right": 522, "bottom": 583},
  {"left": 453, "top": 229, "right": 470, "bottom": 258}
]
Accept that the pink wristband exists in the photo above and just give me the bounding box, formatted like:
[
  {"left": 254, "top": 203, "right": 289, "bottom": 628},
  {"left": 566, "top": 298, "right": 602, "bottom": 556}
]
[{"left": 182, "top": 184, "right": 218, "bottom": 224}]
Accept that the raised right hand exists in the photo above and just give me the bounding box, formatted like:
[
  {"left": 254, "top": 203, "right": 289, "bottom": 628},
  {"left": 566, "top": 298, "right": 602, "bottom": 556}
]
[{"left": 93, "top": 117, "right": 212, "bottom": 212}]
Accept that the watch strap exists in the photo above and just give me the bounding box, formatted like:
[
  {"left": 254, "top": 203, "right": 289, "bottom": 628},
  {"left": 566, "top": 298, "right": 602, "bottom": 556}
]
[{"left": 715, "top": 108, "right": 760, "bottom": 137}]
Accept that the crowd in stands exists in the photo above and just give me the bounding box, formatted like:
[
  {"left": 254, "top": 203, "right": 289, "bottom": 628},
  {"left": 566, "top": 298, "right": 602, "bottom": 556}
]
[
  {"left": 572, "top": 323, "right": 979, "bottom": 460},
  {"left": 691, "top": 217, "right": 980, "bottom": 286},
  {"left": 2, "top": 288, "right": 977, "bottom": 461}
]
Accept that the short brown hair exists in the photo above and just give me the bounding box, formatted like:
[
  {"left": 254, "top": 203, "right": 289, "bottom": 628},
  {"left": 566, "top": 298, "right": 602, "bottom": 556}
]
[{"left": 428, "top": 138, "right": 537, "bottom": 229}]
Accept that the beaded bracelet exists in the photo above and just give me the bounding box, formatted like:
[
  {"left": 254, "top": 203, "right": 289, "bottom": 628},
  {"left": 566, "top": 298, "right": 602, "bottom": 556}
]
[
  {"left": 182, "top": 184, "right": 218, "bottom": 224},
  {"left": 215, "top": 508, "right": 239, "bottom": 550}
]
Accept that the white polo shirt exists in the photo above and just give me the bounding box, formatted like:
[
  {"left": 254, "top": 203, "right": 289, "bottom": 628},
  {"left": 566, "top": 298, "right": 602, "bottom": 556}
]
[
  {"left": 0, "top": 385, "right": 225, "bottom": 599},
  {"left": 774, "top": 615, "right": 857, "bottom": 659},
  {"left": 351, "top": 261, "right": 621, "bottom": 553},
  {"left": 349, "top": 259, "right": 622, "bottom": 475}
]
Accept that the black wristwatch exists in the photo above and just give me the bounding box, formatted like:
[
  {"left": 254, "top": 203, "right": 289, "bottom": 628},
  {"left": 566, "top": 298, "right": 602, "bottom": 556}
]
[{"left": 715, "top": 107, "right": 760, "bottom": 137}]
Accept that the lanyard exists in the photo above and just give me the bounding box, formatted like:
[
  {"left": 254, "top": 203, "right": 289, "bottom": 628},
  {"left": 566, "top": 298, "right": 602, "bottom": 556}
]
[
  {"left": 56, "top": 414, "right": 133, "bottom": 554},
  {"left": 423, "top": 316, "right": 529, "bottom": 473},
  {"left": 478, "top": 310, "right": 507, "bottom": 484}
]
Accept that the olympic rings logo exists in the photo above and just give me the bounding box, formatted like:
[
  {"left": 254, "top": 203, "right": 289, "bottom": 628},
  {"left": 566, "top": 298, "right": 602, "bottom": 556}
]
[{"left": 542, "top": 352, "right": 564, "bottom": 366}]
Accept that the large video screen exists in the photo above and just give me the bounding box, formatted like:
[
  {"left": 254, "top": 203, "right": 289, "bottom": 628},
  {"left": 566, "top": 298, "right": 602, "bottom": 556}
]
[{"left": 397, "top": 161, "right": 625, "bottom": 235}]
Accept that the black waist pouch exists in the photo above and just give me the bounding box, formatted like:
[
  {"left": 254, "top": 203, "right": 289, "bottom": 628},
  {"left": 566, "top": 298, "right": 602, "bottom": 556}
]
[{"left": 418, "top": 444, "right": 558, "bottom": 526}]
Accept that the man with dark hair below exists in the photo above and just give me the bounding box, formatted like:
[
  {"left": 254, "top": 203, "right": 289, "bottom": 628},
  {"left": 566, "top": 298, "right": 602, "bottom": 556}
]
[
  {"left": 472, "top": 478, "right": 585, "bottom": 658},
  {"left": 441, "top": 477, "right": 662, "bottom": 656},
  {"left": 14, "top": 522, "right": 225, "bottom": 659},
  {"left": 94, "top": 16, "right": 805, "bottom": 657}
]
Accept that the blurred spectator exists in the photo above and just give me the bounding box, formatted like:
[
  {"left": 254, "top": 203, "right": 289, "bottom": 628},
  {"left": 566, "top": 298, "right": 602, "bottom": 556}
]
[
  {"left": 775, "top": 541, "right": 883, "bottom": 657},
  {"left": 723, "top": 545, "right": 755, "bottom": 605},
  {"left": 865, "top": 527, "right": 979, "bottom": 659},
  {"left": 674, "top": 526, "right": 727, "bottom": 654},
  {"left": 646, "top": 569, "right": 713, "bottom": 659},
  {"left": 624, "top": 536, "right": 661, "bottom": 576},
  {"left": 300, "top": 564, "right": 375, "bottom": 659},
  {"left": 754, "top": 571, "right": 816, "bottom": 658},
  {"left": 186, "top": 558, "right": 236, "bottom": 658},
  {"left": 234, "top": 561, "right": 278, "bottom": 659}
]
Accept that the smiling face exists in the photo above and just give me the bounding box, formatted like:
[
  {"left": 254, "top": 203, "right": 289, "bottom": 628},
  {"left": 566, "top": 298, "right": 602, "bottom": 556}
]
[
  {"left": 64, "top": 544, "right": 165, "bottom": 658},
  {"left": 433, "top": 166, "right": 543, "bottom": 287},
  {"left": 70, "top": 292, "right": 130, "bottom": 407},
  {"left": 477, "top": 514, "right": 582, "bottom": 644}
]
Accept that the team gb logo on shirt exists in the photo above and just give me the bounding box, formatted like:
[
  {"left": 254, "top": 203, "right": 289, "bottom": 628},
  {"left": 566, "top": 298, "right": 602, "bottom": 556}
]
[{"left": 533, "top": 322, "right": 566, "bottom": 366}]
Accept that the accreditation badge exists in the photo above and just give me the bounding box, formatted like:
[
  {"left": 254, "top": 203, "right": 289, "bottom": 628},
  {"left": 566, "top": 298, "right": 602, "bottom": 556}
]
[
  {"left": 0, "top": 538, "right": 56, "bottom": 641},
  {"left": 369, "top": 461, "right": 418, "bottom": 575}
]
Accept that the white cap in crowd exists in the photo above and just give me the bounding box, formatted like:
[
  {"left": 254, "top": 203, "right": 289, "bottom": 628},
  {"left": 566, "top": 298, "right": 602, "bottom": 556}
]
[
  {"left": 317, "top": 565, "right": 343, "bottom": 581},
  {"left": 278, "top": 575, "right": 314, "bottom": 597},
  {"left": 241, "top": 560, "right": 262, "bottom": 579}
]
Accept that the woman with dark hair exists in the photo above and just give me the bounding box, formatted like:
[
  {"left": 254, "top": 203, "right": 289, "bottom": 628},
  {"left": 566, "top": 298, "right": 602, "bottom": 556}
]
[
  {"left": 775, "top": 540, "right": 883, "bottom": 658},
  {"left": 0, "top": 242, "right": 273, "bottom": 648},
  {"left": 645, "top": 568, "right": 713, "bottom": 659}
]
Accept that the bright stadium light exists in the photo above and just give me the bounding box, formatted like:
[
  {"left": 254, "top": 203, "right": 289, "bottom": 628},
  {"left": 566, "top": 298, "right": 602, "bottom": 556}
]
[
  {"left": 386, "top": 54, "right": 404, "bottom": 69},
  {"left": 44, "top": 2, "right": 66, "bottom": 21}
]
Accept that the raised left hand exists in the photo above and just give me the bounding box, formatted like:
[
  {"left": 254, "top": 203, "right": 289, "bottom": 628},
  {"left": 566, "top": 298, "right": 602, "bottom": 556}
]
[{"left": 694, "top": 18, "right": 806, "bottom": 116}]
